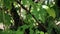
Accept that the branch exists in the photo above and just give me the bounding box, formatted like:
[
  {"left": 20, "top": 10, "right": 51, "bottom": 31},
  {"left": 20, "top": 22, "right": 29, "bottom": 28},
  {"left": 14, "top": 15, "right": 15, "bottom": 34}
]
[{"left": 16, "top": 0, "right": 47, "bottom": 32}]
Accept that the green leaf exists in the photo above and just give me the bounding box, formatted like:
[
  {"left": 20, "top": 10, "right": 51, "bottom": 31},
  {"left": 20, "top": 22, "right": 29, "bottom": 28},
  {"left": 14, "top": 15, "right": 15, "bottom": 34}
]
[
  {"left": 3, "top": 0, "right": 12, "bottom": 9},
  {"left": 26, "top": 14, "right": 34, "bottom": 24},
  {"left": 4, "top": 13, "right": 11, "bottom": 25},
  {"left": 31, "top": 5, "right": 39, "bottom": 19},
  {"left": 40, "top": 31, "right": 44, "bottom": 34},
  {"left": 30, "top": 29, "right": 34, "bottom": 34},
  {"left": 0, "top": 0, "right": 3, "bottom": 7},
  {"left": 21, "top": 25, "right": 29, "bottom": 30},
  {"left": 0, "top": 11, "right": 11, "bottom": 25},
  {"left": 16, "top": 30, "right": 24, "bottom": 34},
  {"left": 0, "top": 11, "right": 3, "bottom": 22},
  {"left": 39, "top": 8, "right": 47, "bottom": 23},
  {"left": 45, "top": 32, "right": 48, "bottom": 34},
  {"left": 22, "top": 0, "right": 27, "bottom": 5},
  {"left": 42, "top": 5, "right": 56, "bottom": 18}
]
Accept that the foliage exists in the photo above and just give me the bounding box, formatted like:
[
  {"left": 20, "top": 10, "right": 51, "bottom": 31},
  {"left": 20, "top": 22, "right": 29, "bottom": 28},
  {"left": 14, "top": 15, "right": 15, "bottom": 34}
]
[{"left": 0, "top": 0, "right": 60, "bottom": 34}]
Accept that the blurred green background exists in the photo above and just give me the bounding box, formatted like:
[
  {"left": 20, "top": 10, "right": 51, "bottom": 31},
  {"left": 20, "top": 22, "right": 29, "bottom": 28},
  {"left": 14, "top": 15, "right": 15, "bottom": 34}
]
[{"left": 0, "top": 0, "right": 60, "bottom": 34}]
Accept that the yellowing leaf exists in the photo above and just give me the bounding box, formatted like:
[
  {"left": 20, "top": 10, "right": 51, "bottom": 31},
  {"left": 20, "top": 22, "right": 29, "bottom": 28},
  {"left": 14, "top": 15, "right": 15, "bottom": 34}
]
[{"left": 42, "top": 5, "right": 56, "bottom": 18}]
